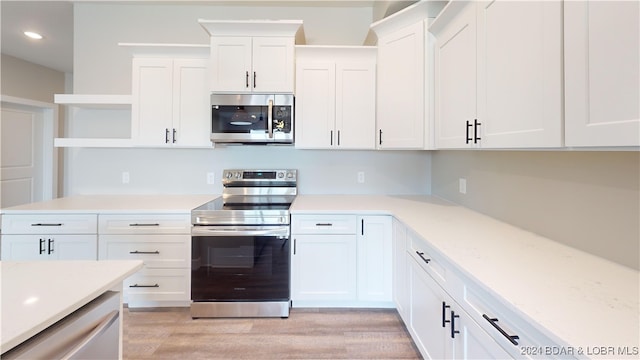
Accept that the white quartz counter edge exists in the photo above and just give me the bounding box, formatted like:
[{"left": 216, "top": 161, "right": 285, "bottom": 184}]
[
  {"left": 289, "top": 195, "right": 640, "bottom": 353},
  {"left": 0, "top": 195, "right": 218, "bottom": 214},
  {"left": 1, "top": 260, "right": 144, "bottom": 353}
]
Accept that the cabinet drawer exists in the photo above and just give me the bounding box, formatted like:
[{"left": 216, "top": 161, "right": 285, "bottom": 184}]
[
  {"left": 98, "top": 214, "right": 190, "bottom": 234},
  {"left": 1, "top": 214, "right": 97, "bottom": 234},
  {"left": 407, "top": 230, "right": 450, "bottom": 289},
  {"left": 292, "top": 214, "right": 357, "bottom": 234},
  {"left": 461, "top": 281, "right": 564, "bottom": 358},
  {"left": 99, "top": 235, "right": 189, "bottom": 268},
  {"left": 123, "top": 268, "right": 190, "bottom": 307}
]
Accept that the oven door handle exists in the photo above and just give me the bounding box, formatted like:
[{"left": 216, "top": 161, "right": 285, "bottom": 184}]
[{"left": 192, "top": 226, "right": 289, "bottom": 237}]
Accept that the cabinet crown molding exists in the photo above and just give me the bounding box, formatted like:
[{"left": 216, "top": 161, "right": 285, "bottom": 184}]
[
  {"left": 370, "top": 0, "right": 446, "bottom": 39},
  {"left": 198, "top": 19, "right": 304, "bottom": 40}
]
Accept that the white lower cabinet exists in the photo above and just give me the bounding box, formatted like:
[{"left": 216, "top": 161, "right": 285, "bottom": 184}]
[
  {"left": 290, "top": 214, "right": 393, "bottom": 307},
  {"left": 409, "top": 255, "right": 510, "bottom": 360},
  {"left": 392, "top": 218, "right": 409, "bottom": 321},
  {"left": 291, "top": 234, "right": 357, "bottom": 305},
  {"left": 0, "top": 214, "right": 98, "bottom": 261},
  {"left": 98, "top": 214, "right": 191, "bottom": 307},
  {"left": 1, "top": 234, "right": 97, "bottom": 261}
]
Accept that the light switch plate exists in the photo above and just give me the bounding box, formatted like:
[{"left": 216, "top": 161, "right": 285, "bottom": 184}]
[
  {"left": 122, "top": 172, "right": 130, "bottom": 184},
  {"left": 207, "top": 172, "right": 215, "bottom": 185},
  {"left": 357, "top": 171, "right": 365, "bottom": 184}
]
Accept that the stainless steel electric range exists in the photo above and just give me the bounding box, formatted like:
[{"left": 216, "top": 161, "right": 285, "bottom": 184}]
[{"left": 190, "top": 169, "right": 297, "bottom": 318}]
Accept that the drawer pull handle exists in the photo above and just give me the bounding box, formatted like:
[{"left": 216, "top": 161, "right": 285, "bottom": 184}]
[
  {"left": 315, "top": 223, "right": 333, "bottom": 226},
  {"left": 48, "top": 239, "right": 54, "bottom": 254},
  {"left": 31, "top": 223, "right": 62, "bottom": 227},
  {"left": 129, "top": 284, "right": 159, "bottom": 288},
  {"left": 129, "top": 250, "right": 160, "bottom": 255},
  {"left": 483, "top": 314, "right": 520, "bottom": 345},
  {"left": 416, "top": 251, "right": 431, "bottom": 264},
  {"left": 129, "top": 223, "right": 160, "bottom": 227},
  {"left": 450, "top": 311, "right": 460, "bottom": 339},
  {"left": 442, "top": 302, "right": 450, "bottom": 327},
  {"left": 39, "top": 239, "right": 46, "bottom": 254}
]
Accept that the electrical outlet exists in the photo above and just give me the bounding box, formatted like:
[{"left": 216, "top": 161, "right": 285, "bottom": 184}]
[
  {"left": 459, "top": 178, "right": 467, "bottom": 194},
  {"left": 207, "top": 172, "right": 215, "bottom": 185},
  {"left": 357, "top": 171, "right": 365, "bottom": 184},
  {"left": 122, "top": 172, "right": 130, "bottom": 184}
]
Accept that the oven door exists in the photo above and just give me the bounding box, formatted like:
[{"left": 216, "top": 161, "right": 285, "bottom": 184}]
[
  {"left": 210, "top": 94, "right": 293, "bottom": 144},
  {"left": 191, "top": 226, "right": 290, "bottom": 302}
]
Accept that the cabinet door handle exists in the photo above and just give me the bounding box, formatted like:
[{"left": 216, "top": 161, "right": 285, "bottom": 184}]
[
  {"left": 416, "top": 250, "right": 431, "bottom": 264},
  {"left": 442, "top": 301, "right": 451, "bottom": 327},
  {"left": 172, "top": 128, "right": 177, "bottom": 143},
  {"left": 466, "top": 120, "right": 473, "bottom": 144},
  {"left": 48, "top": 239, "right": 54, "bottom": 254},
  {"left": 253, "top": 71, "right": 257, "bottom": 88},
  {"left": 129, "top": 223, "right": 160, "bottom": 227},
  {"left": 129, "top": 284, "right": 159, "bottom": 288},
  {"left": 31, "top": 223, "right": 62, "bottom": 227},
  {"left": 379, "top": 129, "right": 383, "bottom": 145},
  {"left": 330, "top": 130, "right": 333, "bottom": 146},
  {"left": 246, "top": 71, "right": 249, "bottom": 88},
  {"left": 293, "top": 238, "right": 297, "bottom": 255},
  {"left": 129, "top": 250, "right": 160, "bottom": 255},
  {"left": 39, "top": 238, "right": 46, "bottom": 254},
  {"left": 450, "top": 310, "right": 460, "bottom": 339},
  {"left": 361, "top": 219, "right": 364, "bottom": 235},
  {"left": 165, "top": 128, "right": 170, "bottom": 143},
  {"left": 474, "top": 119, "right": 481, "bottom": 143},
  {"left": 315, "top": 223, "right": 333, "bottom": 227},
  {"left": 337, "top": 130, "right": 341, "bottom": 146},
  {"left": 483, "top": 314, "right": 520, "bottom": 345}
]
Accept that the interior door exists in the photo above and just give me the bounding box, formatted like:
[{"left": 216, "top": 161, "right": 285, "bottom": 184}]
[
  {"left": 1, "top": 107, "right": 38, "bottom": 207},
  {"left": 1, "top": 98, "right": 55, "bottom": 208}
]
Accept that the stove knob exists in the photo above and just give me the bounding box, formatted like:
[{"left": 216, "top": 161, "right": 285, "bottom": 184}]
[
  {"left": 225, "top": 172, "right": 233, "bottom": 179},
  {"left": 286, "top": 172, "right": 294, "bottom": 179},
  {"left": 277, "top": 172, "right": 284, "bottom": 179},
  {"left": 235, "top": 172, "right": 242, "bottom": 179}
]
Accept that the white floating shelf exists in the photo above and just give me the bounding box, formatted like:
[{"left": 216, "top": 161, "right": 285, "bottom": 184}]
[
  {"left": 54, "top": 138, "right": 133, "bottom": 148},
  {"left": 118, "top": 43, "right": 210, "bottom": 58},
  {"left": 54, "top": 94, "right": 132, "bottom": 109}
]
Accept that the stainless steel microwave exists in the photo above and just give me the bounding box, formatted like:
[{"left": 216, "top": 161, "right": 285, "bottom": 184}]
[{"left": 210, "top": 94, "right": 294, "bottom": 144}]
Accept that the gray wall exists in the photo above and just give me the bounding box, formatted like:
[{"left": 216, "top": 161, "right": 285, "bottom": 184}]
[
  {"left": 65, "top": 2, "right": 432, "bottom": 197},
  {"left": 431, "top": 150, "right": 640, "bottom": 270},
  {"left": 1, "top": 54, "right": 65, "bottom": 103}
]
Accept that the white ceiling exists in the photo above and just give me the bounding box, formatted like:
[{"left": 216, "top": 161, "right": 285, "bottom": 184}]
[
  {"left": 1, "top": 1, "right": 74, "bottom": 73},
  {"left": 0, "top": 1, "right": 414, "bottom": 75}
]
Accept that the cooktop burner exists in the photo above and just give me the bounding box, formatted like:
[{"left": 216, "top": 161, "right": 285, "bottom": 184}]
[{"left": 191, "top": 169, "right": 297, "bottom": 226}]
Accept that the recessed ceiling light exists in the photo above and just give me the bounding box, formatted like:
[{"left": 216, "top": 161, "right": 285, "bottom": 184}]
[{"left": 24, "top": 31, "right": 43, "bottom": 40}]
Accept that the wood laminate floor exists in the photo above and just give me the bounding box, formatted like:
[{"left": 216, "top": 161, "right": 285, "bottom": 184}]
[{"left": 123, "top": 307, "right": 422, "bottom": 359}]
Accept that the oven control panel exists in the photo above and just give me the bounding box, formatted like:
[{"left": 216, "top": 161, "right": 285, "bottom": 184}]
[{"left": 222, "top": 169, "right": 297, "bottom": 182}]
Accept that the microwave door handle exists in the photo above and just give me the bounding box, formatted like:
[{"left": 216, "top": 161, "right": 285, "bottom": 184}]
[{"left": 268, "top": 99, "right": 274, "bottom": 138}]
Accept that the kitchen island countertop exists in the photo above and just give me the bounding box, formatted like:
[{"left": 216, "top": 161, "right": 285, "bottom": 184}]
[{"left": 1, "top": 260, "right": 144, "bottom": 353}]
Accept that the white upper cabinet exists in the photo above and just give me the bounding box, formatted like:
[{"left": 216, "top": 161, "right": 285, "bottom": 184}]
[
  {"left": 374, "top": 21, "right": 426, "bottom": 149},
  {"left": 132, "top": 58, "right": 210, "bottom": 147},
  {"left": 431, "top": 0, "right": 563, "bottom": 149},
  {"left": 200, "top": 20, "right": 302, "bottom": 94},
  {"left": 564, "top": 1, "right": 640, "bottom": 147},
  {"left": 210, "top": 37, "right": 295, "bottom": 93},
  {"left": 432, "top": 1, "right": 477, "bottom": 149},
  {"left": 295, "top": 46, "right": 376, "bottom": 149}
]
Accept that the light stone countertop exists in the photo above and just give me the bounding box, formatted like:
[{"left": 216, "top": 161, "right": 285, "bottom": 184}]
[
  {"left": 0, "top": 260, "right": 144, "bottom": 353},
  {"left": 0, "top": 194, "right": 218, "bottom": 214},
  {"left": 290, "top": 194, "right": 640, "bottom": 355}
]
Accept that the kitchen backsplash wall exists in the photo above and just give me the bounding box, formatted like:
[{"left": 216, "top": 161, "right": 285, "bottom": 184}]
[
  {"left": 65, "top": 147, "right": 431, "bottom": 196},
  {"left": 431, "top": 150, "right": 640, "bottom": 270}
]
